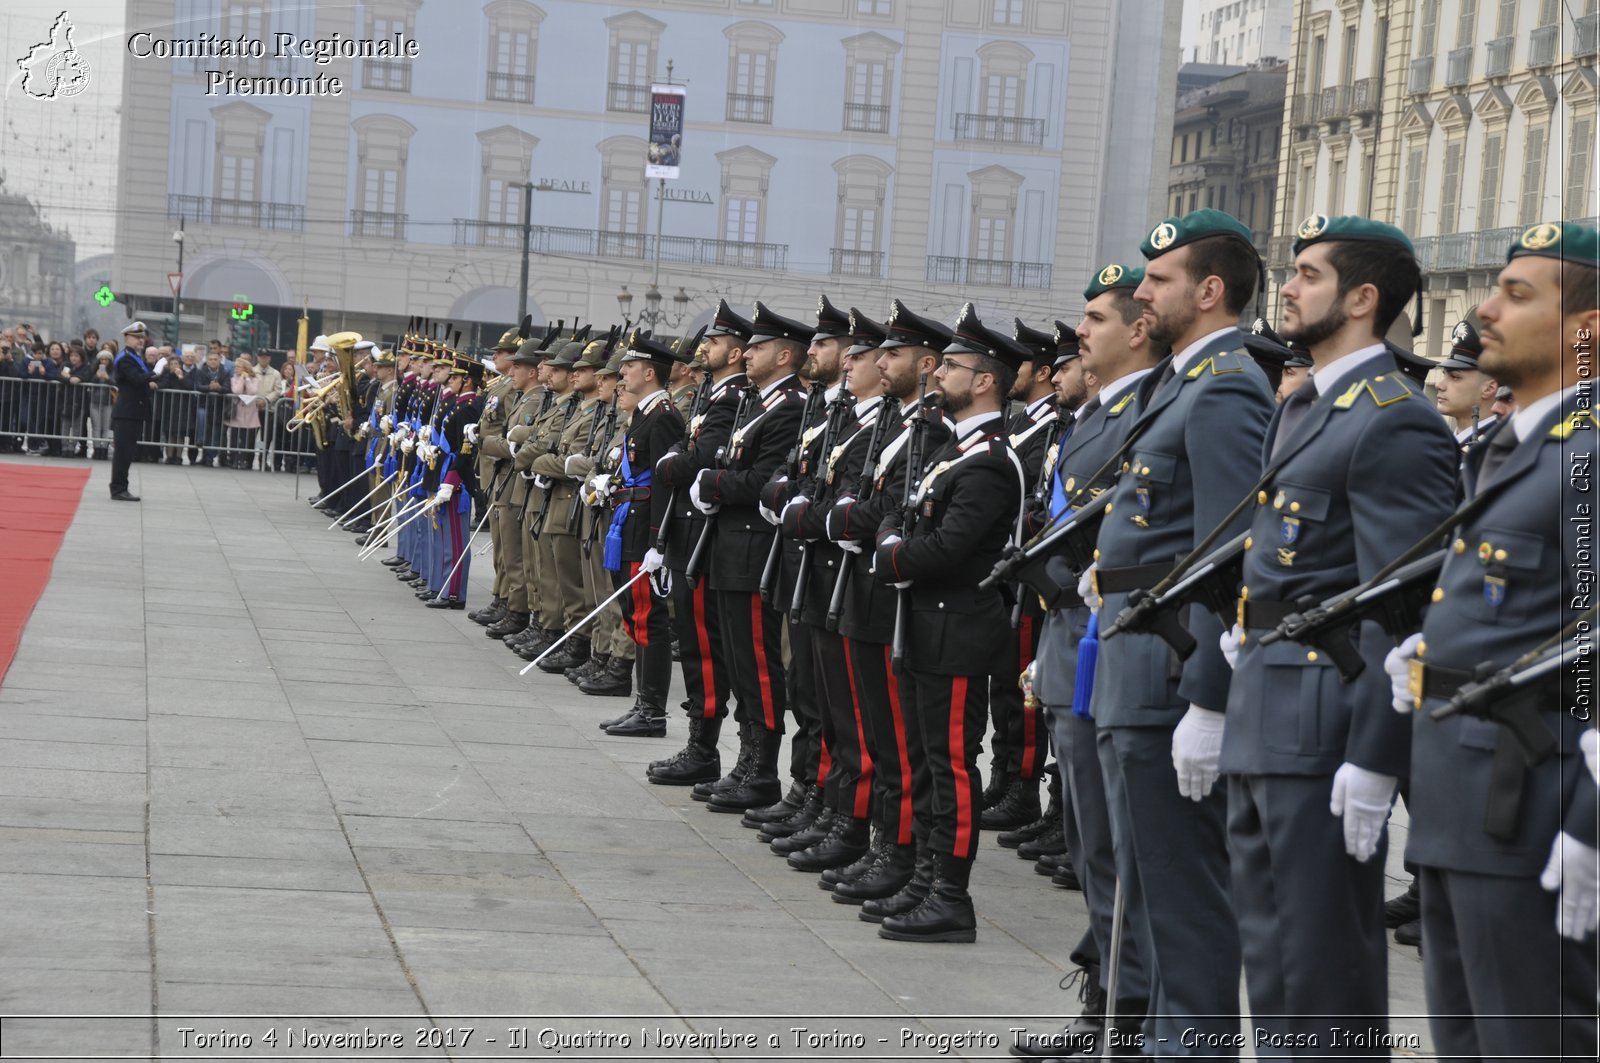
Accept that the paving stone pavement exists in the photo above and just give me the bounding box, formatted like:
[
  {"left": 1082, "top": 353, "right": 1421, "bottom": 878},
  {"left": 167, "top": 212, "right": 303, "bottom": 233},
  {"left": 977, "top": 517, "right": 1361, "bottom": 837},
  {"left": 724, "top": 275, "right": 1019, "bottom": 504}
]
[{"left": 0, "top": 457, "right": 1432, "bottom": 1060}]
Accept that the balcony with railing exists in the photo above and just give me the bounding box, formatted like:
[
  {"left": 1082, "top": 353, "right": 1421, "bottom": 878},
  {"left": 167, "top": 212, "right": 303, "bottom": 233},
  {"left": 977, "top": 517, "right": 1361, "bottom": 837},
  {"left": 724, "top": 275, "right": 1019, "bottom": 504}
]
[
  {"left": 451, "top": 220, "right": 788, "bottom": 270},
  {"left": 350, "top": 210, "right": 407, "bottom": 239},
  {"left": 168, "top": 194, "right": 305, "bottom": 232},
  {"left": 726, "top": 93, "right": 773, "bottom": 123},
  {"left": 607, "top": 82, "right": 649, "bottom": 113},
  {"left": 362, "top": 59, "right": 411, "bottom": 92},
  {"left": 1319, "top": 84, "right": 1349, "bottom": 122},
  {"left": 1349, "top": 76, "right": 1380, "bottom": 116},
  {"left": 1485, "top": 37, "right": 1514, "bottom": 78},
  {"left": 843, "top": 101, "right": 890, "bottom": 133},
  {"left": 830, "top": 248, "right": 885, "bottom": 277},
  {"left": 925, "top": 255, "right": 1052, "bottom": 289},
  {"left": 486, "top": 71, "right": 535, "bottom": 103},
  {"left": 1529, "top": 24, "right": 1559, "bottom": 68},
  {"left": 1407, "top": 56, "right": 1434, "bottom": 94},
  {"left": 1268, "top": 234, "right": 1296, "bottom": 270},
  {"left": 1445, "top": 46, "right": 1474, "bottom": 87},
  {"left": 1578, "top": 14, "right": 1599, "bottom": 58},
  {"left": 953, "top": 113, "right": 1047, "bottom": 146},
  {"left": 1411, "top": 222, "right": 1600, "bottom": 275}
]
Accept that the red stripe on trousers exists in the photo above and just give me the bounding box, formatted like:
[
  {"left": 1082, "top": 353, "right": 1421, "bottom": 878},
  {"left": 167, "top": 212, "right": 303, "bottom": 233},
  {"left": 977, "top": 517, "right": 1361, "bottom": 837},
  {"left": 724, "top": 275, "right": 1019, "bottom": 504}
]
[
  {"left": 692, "top": 580, "right": 717, "bottom": 718},
  {"left": 842, "top": 639, "right": 874, "bottom": 818},
  {"left": 817, "top": 738, "right": 832, "bottom": 788},
  {"left": 950, "top": 675, "right": 974, "bottom": 858},
  {"left": 629, "top": 561, "right": 651, "bottom": 645},
  {"left": 749, "top": 595, "right": 778, "bottom": 730},
  {"left": 883, "top": 644, "right": 914, "bottom": 846}
]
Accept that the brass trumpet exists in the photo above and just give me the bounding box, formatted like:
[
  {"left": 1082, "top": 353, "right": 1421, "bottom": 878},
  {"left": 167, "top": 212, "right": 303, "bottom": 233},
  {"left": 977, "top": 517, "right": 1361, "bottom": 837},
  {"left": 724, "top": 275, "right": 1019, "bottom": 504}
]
[{"left": 287, "top": 332, "right": 362, "bottom": 433}]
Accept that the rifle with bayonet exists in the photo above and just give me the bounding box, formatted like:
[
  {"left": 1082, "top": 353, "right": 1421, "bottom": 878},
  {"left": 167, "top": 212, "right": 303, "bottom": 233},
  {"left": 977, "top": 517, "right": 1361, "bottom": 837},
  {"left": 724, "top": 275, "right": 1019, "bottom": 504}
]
[
  {"left": 530, "top": 392, "right": 583, "bottom": 540},
  {"left": 889, "top": 373, "right": 935, "bottom": 673},
  {"left": 685, "top": 382, "right": 758, "bottom": 584},
  {"left": 1008, "top": 413, "right": 1070, "bottom": 629},
  {"left": 760, "top": 382, "right": 828, "bottom": 605},
  {"left": 582, "top": 391, "right": 623, "bottom": 559},
  {"left": 825, "top": 395, "right": 895, "bottom": 631},
  {"left": 787, "top": 388, "right": 855, "bottom": 623},
  {"left": 656, "top": 367, "right": 716, "bottom": 554}
]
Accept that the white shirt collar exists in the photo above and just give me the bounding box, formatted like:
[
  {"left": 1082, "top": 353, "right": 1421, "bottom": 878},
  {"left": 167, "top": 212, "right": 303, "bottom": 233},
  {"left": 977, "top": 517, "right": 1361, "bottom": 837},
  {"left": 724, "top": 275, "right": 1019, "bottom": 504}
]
[
  {"left": 1310, "top": 342, "right": 1387, "bottom": 396},
  {"left": 637, "top": 388, "right": 668, "bottom": 413},
  {"left": 1168, "top": 326, "right": 1240, "bottom": 377},
  {"left": 953, "top": 409, "right": 1001, "bottom": 440},
  {"left": 760, "top": 373, "right": 797, "bottom": 401},
  {"left": 823, "top": 381, "right": 844, "bottom": 403},
  {"left": 1454, "top": 414, "right": 1497, "bottom": 443},
  {"left": 1099, "top": 366, "right": 1156, "bottom": 408},
  {"left": 1025, "top": 393, "right": 1054, "bottom": 419},
  {"left": 854, "top": 394, "right": 884, "bottom": 417},
  {"left": 1511, "top": 386, "right": 1576, "bottom": 442}
]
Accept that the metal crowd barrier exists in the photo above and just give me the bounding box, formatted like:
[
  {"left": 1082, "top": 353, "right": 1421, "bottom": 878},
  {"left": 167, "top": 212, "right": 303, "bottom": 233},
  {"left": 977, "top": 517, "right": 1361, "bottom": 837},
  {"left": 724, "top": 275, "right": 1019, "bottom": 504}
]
[{"left": 0, "top": 377, "right": 318, "bottom": 471}]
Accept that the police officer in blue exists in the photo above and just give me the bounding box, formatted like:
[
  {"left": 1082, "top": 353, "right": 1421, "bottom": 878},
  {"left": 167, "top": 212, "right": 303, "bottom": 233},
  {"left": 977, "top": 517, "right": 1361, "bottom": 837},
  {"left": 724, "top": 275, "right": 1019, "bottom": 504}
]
[
  {"left": 1219, "top": 215, "right": 1458, "bottom": 1052},
  {"left": 1085, "top": 210, "right": 1274, "bottom": 1048},
  {"left": 1391, "top": 221, "right": 1599, "bottom": 1058},
  {"left": 109, "top": 321, "right": 155, "bottom": 501}
]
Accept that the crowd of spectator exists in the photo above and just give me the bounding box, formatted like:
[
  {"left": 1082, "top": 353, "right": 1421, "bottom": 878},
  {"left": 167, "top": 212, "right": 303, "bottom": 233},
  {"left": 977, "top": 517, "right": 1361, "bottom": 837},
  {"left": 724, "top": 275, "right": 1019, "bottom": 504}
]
[{"left": 0, "top": 322, "right": 324, "bottom": 471}]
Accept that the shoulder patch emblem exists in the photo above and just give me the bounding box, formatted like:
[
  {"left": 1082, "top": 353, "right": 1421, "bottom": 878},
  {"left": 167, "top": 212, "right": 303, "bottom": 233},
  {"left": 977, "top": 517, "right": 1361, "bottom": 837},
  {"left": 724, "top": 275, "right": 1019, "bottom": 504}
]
[
  {"left": 1109, "top": 392, "right": 1136, "bottom": 414},
  {"left": 1333, "top": 374, "right": 1412, "bottom": 410},
  {"left": 1551, "top": 410, "right": 1596, "bottom": 439}
]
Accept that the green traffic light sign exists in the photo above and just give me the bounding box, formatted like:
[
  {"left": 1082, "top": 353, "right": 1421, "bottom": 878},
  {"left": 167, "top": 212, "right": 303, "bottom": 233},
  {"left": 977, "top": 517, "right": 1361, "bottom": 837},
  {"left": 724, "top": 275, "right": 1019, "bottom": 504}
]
[{"left": 93, "top": 285, "right": 115, "bottom": 307}]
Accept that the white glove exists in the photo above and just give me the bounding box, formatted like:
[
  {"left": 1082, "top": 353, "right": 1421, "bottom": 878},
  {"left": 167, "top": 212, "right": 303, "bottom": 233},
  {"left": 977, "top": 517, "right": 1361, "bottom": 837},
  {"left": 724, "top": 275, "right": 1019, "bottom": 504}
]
[
  {"left": 654, "top": 447, "right": 681, "bottom": 472},
  {"left": 400, "top": 438, "right": 415, "bottom": 454},
  {"left": 564, "top": 453, "right": 591, "bottom": 478},
  {"left": 419, "top": 425, "right": 433, "bottom": 443},
  {"left": 388, "top": 430, "right": 403, "bottom": 448},
  {"left": 1540, "top": 831, "right": 1600, "bottom": 941},
  {"left": 1078, "top": 562, "right": 1102, "bottom": 612},
  {"left": 1385, "top": 632, "right": 1424, "bottom": 714},
  {"left": 420, "top": 443, "right": 439, "bottom": 465},
  {"left": 584, "top": 474, "right": 613, "bottom": 505},
  {"left": 533, "top": 474, "right": 552, "bottom": 490},
  {"left": 824, "top": 500, "right": 851, "bottom": 541},
  {"left": 1582, "top": 729, "right": 1599, "bottom": 787},
  {"left": 690, "top": 473, "right": 719, "bottom": 515},
  {"left": 507, "top": 441, "right": 519, "bottom": 457},
  {"left": 1171, "top": 705, "right": 1226, "bottom": 802},
  {"left": 1328, "top": 762, "right": 1397, "bottom": 863},
  {"left": 759, "top": 501, "right": 782, "bottom": 526},
  {"left": 437, "top": 482, "right": 454, "bottom": 502},
  {"left": 380, "top": 415, "right": 393, "bottom": 432},
  {"left": 395, "top": 422, "right": 412, "bottom": 440},
  {"left": 641, "top": 548, "right": 666, "bottom": 574},
  {"left": 838, "top": 538, "right": 864, "bottom": 554},
  {"left": 1220, "top": 624, "right": 1242, "bottom": 670},
  {"left": 464, "top": 423, "right": 479, "bottom": 445}
]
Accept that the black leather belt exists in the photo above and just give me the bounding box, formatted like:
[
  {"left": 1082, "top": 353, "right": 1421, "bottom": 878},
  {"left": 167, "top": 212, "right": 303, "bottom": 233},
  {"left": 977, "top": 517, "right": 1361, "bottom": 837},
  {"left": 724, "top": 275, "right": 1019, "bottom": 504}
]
[
  {"left": 1412, "top": 661, "right": 1473, "bottom": 703},
  {"left": 1240, "top": 598, "right": 1295, "bottom": 631},
  {"left": 1094, "top": 562, "right": 1171, "bottom": 596},
  {"left": 615, "top": 486, "right": 652, "bottom": 502}
]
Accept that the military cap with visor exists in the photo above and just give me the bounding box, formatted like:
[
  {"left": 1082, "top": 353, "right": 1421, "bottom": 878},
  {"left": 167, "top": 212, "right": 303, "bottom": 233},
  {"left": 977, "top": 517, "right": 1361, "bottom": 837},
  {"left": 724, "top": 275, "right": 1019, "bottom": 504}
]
[
  {"left": 703, "top": 299, "right": 754, "bottom": 341},
  {"left": 1436, "top": 319, "right": 1485, "bottom": 371},
  {"left": 812, "top": 294, "right": 851, "bottom": 340},
  {"left": 878, "top": 298, "right": 954, "bottom": 351},
  {"left": 1051, "top": 321, "right": 1082, "bottom": 368},
  {"left": 746, "top": 302, "right": 815, "bottom": 346},
  {"left": 1012, "top": 319, "right": 1056, "bottom": 365},
  {"left": 844, "top": 308, "right": 886, "bottom": 357},
  {"left": 620, "top": 328, "right": 691, "bottom": 366},
  {"left": 943, "top": 303, "right": 1029, "bottom": 371}
]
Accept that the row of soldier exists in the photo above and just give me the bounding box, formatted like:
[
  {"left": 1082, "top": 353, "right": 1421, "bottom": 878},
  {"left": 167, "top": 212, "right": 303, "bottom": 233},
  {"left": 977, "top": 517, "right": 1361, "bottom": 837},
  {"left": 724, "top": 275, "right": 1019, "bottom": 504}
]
[{"left": 317, "top": 207, "right": 1596, "bottom": 1060}]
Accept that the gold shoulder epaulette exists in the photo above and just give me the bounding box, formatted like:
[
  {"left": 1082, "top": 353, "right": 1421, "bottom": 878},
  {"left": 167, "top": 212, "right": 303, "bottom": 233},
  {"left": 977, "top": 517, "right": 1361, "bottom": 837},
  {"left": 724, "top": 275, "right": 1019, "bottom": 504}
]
[
  {"left": 1108, "top": 392, "right": 1136, "bottom": 414},
  {"left": 1333, "top": 374, "right": 1412, "bottom": 410},
  {"left": 1551, "top": 410, "right": 1596, "bottom": 439},
  {"left": 1186, "top": 348, "right": 1249, "bottom": 378}
]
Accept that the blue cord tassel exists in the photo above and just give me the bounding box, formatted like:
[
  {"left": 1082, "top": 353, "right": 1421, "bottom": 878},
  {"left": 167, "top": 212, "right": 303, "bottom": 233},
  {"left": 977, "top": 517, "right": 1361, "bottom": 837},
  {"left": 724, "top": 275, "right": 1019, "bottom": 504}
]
[{"left": 1072, "top": 612, "right": 1099, "bottom": 721}]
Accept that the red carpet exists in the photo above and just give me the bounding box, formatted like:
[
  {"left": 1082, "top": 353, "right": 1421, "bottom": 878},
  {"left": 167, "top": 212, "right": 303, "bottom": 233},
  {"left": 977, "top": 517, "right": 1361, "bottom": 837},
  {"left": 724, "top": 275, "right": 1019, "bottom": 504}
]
[{"left": 0, "top": 464, "right": 92, "bottom": 685}]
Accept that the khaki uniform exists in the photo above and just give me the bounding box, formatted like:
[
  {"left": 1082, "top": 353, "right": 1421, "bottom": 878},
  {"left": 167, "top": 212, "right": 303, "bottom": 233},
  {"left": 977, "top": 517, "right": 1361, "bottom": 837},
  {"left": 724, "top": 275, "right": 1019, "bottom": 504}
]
[
  {"left": 530, "top": 394, "right": 602, "bottom": 631},
  {"left": 586, "top": 413, "right": 633, "bottom": 662},
  {"left": 474, "top": 373, "right": 518, "bottom": 601},
  {"left": 515, "top": 389, "right": 577, "bottom": 629},
  {"left": 500, "top": 384, "right": 547, "bottom": 615}
]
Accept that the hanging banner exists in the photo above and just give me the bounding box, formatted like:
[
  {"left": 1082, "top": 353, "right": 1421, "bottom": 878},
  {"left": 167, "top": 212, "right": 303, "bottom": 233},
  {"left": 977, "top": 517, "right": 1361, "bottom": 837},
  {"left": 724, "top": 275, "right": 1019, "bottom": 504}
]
[{"left": 646, "top": 85, "right": 685, "bottom": 180}]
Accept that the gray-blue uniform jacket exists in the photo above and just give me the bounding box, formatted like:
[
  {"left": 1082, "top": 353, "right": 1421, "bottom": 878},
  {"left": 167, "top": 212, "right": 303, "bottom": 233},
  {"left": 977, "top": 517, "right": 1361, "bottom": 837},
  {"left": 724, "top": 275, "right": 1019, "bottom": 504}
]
[
  {"left": 1407, "top": 398, "right": 1598, "bottom": 875},
  {"left": 1034, "top": 385, "right": 1143, "bottom": 706},
  {"left": 1090, "top": 332, "right": 1274, "bottom": 726},
  {"left": 1220, "top": 349, "right": 1458, "bottom": 778}
]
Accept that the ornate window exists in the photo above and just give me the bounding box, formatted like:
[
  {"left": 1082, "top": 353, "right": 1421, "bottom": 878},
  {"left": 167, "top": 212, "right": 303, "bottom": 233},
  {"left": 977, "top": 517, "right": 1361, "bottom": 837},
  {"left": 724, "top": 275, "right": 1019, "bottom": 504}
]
[
  {"left": 598, "top": 136, "right": 648, "bottom": 257},
  {"left": 362, "top": 1, "right": 420, "bottom": 93},
  {"left": 842, "top": 32, "right": 899, "bottom": 134},
  {"left": 606, "top": 11, "right": 664, "bottom": 113},
  {"left": 212, "top": 102, "right": 269, "bottom": 225},
  {"left": 485, "top": 1, "right": 544, "bottom": 104},
  {"left": 478, "top": 126, "right": 538, "bottom": 230},
  {"left": 351, "top": 115, "right": 415, "bottom": 239},
  {"left": 716, "top": 145, "right": 777, "bottom": 259},
  {"left": 725, "top": 22, "right": 783, "bottom": 124},
  {"left": 831, "top": 155, "right": 892, "bottom": 276}
]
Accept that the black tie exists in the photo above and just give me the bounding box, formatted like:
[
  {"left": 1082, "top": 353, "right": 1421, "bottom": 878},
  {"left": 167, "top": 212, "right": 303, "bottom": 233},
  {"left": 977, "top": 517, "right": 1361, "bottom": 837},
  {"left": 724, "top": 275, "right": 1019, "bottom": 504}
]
[
  {"left": 1270, "top": 379, "right": 1319, "bottom": 458},
  {"left": 1474, "top": 424, "right": 1519, "bottom": 496},
  {"left": 1153, "top": 360, "right": 1176, "bottom": 393}
]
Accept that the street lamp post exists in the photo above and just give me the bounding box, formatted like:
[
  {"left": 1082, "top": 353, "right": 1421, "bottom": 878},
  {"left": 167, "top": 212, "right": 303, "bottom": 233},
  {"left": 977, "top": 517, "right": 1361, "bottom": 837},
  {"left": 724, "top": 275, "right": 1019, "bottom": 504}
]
[{"left": 172, "top": 218, "right": 185, "bottom": 351}]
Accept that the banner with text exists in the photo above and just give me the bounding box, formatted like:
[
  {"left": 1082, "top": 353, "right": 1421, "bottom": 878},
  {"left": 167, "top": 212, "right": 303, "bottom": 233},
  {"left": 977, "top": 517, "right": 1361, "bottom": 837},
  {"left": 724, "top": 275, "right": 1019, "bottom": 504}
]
[{"left": 646, "top": 85, "right": 685, "bottom": 180}]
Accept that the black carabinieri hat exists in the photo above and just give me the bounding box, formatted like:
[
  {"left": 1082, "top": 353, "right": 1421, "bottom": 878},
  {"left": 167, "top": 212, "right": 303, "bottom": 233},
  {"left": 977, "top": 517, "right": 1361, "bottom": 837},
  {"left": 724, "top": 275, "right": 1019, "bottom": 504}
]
[
  {"left": 1437, "top": 319, "right": 1484, "bottom": 371},
  {"left": 1013, "top": 319, "right": 1056, "bottom": 366},
  {"left": 879, "top": 298, "right": 953, "bottom": 351},
  {"left": 746, "top": 302, "right": 814, "bottom": 345},
  {"left": 1052, "top": 321, "right": 1081, "bottom": 368},
  {"left": 620, "top": 328, "right": 690, "bottom": 366},
  {"left": 703, "top": 299, "right": 754, "bottom": 342},
  {"left": 844, "top": 308, "right": 886, "bottom": 356},
  {"left": 813, "top": 294, "right": 851, "bottom": 341},
  {"left": 943, "top": 303, "right": 1029, "bottom": 371}
]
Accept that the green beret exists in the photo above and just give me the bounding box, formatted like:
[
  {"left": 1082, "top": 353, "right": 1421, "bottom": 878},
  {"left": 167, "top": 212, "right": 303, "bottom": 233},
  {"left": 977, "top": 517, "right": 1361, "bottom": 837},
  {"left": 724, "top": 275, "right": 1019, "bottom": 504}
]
[
  {"left": 1508, "top": 220, "right": 1600, "bottom": 268},
  {"left": 1140, "top": 208, "right": 1255, "bottom": 259},
  {"left": 1291, "top": 213, "right": 1415, "bottom": 258},
  {"left": 1083, "top": 262, "right": 1145, "bottom": 301}
]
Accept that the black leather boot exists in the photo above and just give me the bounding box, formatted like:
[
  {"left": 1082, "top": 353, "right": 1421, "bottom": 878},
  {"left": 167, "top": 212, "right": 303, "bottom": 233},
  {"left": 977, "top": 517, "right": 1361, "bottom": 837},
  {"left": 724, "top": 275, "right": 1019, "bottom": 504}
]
[
  {"left": 604, "top": 698, "right": 667, "bottom": 738},
  {"left": 469, "top": 597, "right": 505, "bottom": 625},
  {"left": 859, "top": 845, "right": 933, "bottom": 923},
  {"left": 1018, "top": 821, "right": 1067, "bottom": 861},
  {"left": 516, "top": 627, "right": 564, "bottom": 661},
  {"left": 769, "top": 807, "right": 835, "bottom": 855},
  {"left": 821, "top": 830, "right": 886, "bottom": 888},
  {"left": 1051, "top": 860, "right": 1082, "bottom": 891},
  {"left": 381, "top": 555, "right": 407, "bottom": 567},
  {"left": 878, "top": 852, "right": 977, "bottom": 943},
  {"left": 741, "top": 779, "right": 806, "bottom": 829},
  {"left": 981, "top": 768, "right": 1012, "bottom": 811},
  {"left": 998, "top": 785, "right": 1061, "bottom": 849},
  {"left": 424, "top": 594, "right": 464, "bottom": 609},
  {"left": 506, "top": 622, "right": 543, "bottom": 648},
  {"left": 537, "top": 635, "right": 590, "bottom": 674},
  {"left": 580, "top": 656, "right": 633, "bottom": 697},
  {"left": 755, "top": 784, "right": 821, "bottom": 841},
  {"left": 570, "top": 652, "right": 606, "bottom": 686},
  {"left": 649, "top": 707, "right": 703, "bottom": 772},
  {"left": 833, "top": 841, "right": 916, "bottom": 904},
  {"left": 1011, "top": 965, "right": 1105, "bottom": 1058},
  {"left": 787, "top": 813, "right": 870, "bottom": 872},
  {"left": 706, "top": 726, "right": 781, "bottom": 812},
  {"left": 485, "top": 611, "right": 530, "bottom": 638},
  {"left": 647, "top": 716, "right": 722, "bottom": 786},
  {"left": 694, "top": 719, "right": 752, "bottom": 802},
  {"left": 980, "top": 775, "right": 1043, "bottom": 832}
]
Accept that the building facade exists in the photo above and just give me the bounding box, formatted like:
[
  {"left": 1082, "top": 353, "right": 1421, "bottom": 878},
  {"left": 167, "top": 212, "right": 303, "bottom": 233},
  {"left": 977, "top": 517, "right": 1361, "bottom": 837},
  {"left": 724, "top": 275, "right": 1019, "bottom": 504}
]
[
  {"left": 1166, "top": 61, "right": 1287, "bottom": 251},
  {"left": 113, "top": 0, "right": 1180, "bottom": 351},
  {"left": 1182, "top": 0, "right": 1294, "bottom": 65},
  {"left": 0, "top": 183, "right": 77, "bottom": 342},
  {"left": 1269, "top": 0, "right": 1598, "bottom": 359}
]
